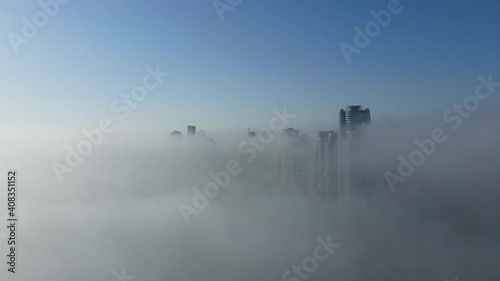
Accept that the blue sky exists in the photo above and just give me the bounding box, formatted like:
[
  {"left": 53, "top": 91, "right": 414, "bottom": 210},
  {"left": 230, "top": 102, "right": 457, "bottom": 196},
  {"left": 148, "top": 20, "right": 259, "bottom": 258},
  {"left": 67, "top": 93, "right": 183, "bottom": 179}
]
[{"left": 1, "top": 0, "right": 499, "bottom": 132}]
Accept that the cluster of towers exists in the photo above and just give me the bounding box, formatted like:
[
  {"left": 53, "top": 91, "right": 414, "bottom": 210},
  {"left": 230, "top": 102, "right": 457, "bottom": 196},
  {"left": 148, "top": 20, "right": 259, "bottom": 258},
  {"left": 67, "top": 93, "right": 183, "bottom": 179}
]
[
  {"left": 169, "top": 105, "right": 372, "bottom": 210},
  {"left": 279, "top": 105, "right": 371, "bottom": 209},
  {"left": 169, "top": 125, "right": 216, "bottom": 150}
]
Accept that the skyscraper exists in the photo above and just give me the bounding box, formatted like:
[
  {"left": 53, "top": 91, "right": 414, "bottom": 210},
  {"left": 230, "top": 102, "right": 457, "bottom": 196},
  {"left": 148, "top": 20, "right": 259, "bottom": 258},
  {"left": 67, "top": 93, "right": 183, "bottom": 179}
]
[
  {"left": 338, "top": 105, "right": 371, "bottom": 207},
  {"left": 337, "top": 105, "right": 372, "bottom": 265},
  {"left": 187, "top": 125, "right": 196, "bottom": 139},
  {"left": 307, "top": 149, "right": 318, "bottom": 197},
  {"left": 339, "top": 105, "right": 371, "bottom": 133},
  {"left": 170, "top": 130, "right": 182, "bottom": 137},
  {"left": 169, "top": 130, "right": 183, "bottom": 149},
  {"left": 316, "top": 130, "right": 338, "bottom": 200},
  {"left": 280, "top": 128, "right": 308, "bottom": 191}
]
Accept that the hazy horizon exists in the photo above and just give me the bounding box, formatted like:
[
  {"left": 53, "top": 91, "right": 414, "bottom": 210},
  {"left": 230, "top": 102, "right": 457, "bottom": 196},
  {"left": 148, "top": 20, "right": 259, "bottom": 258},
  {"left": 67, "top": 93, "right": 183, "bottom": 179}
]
[{"left": 1, "top": 1, "right": 500, "bottom": 280}]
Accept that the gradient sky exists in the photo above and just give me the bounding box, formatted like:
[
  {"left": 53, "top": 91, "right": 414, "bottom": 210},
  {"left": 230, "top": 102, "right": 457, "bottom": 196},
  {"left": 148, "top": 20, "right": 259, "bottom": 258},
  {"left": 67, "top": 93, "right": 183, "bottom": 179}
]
[{"left": 1, "top": 0, "right": 499, "bottom": 133}]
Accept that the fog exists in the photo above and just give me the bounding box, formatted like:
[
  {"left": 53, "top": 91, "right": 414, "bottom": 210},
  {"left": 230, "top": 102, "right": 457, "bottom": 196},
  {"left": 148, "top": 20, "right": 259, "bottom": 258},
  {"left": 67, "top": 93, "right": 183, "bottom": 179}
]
[{"left": 1, "top": 107, "right": 499, "bottom": 281}]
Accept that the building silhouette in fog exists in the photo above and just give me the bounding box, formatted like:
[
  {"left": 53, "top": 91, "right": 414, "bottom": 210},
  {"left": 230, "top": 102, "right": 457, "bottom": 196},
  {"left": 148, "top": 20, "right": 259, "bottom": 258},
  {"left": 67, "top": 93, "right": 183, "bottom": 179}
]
[
  {"left": 197, "top": 129, "right": 217, "bottom": 151},
  {"left": 198, "top": 130, "right": 206, "bottom": 138},
  {"left": 316, "top": 130, "right": 339, "bottom": 200},
  {"left": 307, "top": 148, "right": 318, "bottom": 197},
  {"left": 187, "top": 125, "right": 196, "bottom": 138},
  {"left": 169, "top": 130, "right": 183, "bottom": 148},
  {"left": 338, "top": 105, "right": 371, "bottom": 213},
  {"left": 170, "top": 130, "right": 182, "bottom": 137},
  {"left": 281, "top": 128, "right": 309, "bottom": 191}
]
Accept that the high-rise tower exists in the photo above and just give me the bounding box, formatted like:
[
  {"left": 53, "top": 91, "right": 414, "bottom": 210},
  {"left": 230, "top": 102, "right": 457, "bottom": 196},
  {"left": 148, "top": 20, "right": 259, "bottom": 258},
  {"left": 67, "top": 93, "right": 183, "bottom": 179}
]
[
  {"left": 169, "top": 130, "right": 183, "bottom": 148},
  {"left": 317, "top": 130, "right": 338, "bottom": 200},
  {"left": 338, "top": 105, "right": 371, "bottom": 206},
  {"left": 187, "top": 126, "right": 196, "bottom": 139},
  {"left": 281, "top": 128, "right": 308, "bottom": 191}
]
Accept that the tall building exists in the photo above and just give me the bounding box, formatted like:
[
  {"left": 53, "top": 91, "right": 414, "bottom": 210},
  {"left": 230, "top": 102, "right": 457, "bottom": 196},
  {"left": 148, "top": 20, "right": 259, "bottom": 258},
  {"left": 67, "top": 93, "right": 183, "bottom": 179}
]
[
  {"left": 307, "top": 149, "right": 318, "bottom": 198},
  {"left": 187, "top": 125, "right": 196, "bottom": 138},
  {"left": 339, "top": 105, "right": 371, "bottom": 133},
  {"left": 197, "top": 130, "right": 217, "bottom": 151},
  {"left": 338, "top": 105, "right": 371, "bottom": 207},
  {"left": 280, "top": 128, "right": 309, "bottom": 191},
  {"left": 198, "top": 130, "right": 206, "bottom": 138},
  {"left": 316, "top": 130, "right": 339, "bottom": 200},
  {"left": 169, "top": 130, "right": 183, "bottom": 150},
  {"left": 170, "top": 130, "right": 182, "bottom": 137},
  {"left": 337, "top": 105, "right": 372, "bottom": 267}
]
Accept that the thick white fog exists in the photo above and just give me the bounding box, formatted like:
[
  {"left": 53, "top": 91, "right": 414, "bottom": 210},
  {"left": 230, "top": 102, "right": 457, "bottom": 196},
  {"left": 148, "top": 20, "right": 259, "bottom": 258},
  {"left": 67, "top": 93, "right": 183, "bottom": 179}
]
[{"left": 0, "top": 107, "right": 499, "bottom": 281}]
